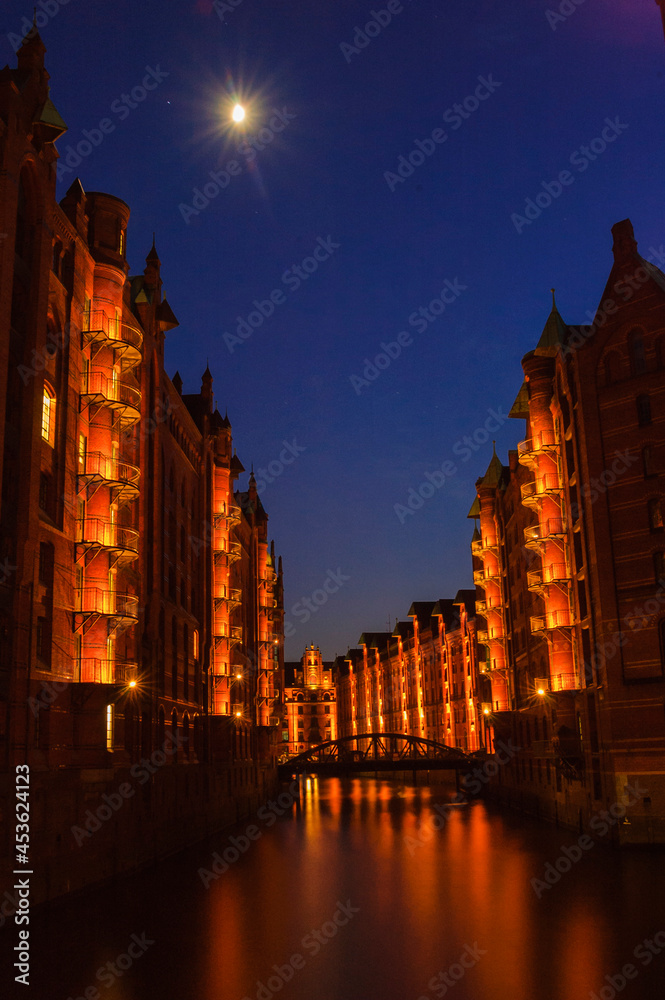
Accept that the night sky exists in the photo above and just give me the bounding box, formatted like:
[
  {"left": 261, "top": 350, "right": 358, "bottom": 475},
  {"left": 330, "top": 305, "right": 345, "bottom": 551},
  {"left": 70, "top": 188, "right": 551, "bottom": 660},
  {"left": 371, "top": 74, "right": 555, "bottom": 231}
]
[{"left": 3, "top": 0, "right": 663, "bottom": 660}]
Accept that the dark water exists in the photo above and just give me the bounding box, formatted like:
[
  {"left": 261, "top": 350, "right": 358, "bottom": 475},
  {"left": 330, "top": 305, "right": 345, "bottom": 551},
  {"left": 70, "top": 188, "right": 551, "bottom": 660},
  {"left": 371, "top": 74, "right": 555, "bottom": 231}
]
[{"left": 13, "top": 777, "right": 665, "bottom": 999}]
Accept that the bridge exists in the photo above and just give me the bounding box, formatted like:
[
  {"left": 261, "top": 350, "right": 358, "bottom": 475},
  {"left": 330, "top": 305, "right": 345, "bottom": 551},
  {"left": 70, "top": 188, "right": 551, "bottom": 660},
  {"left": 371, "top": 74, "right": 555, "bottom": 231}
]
[{"left": 277, "top": 732, "right": 487, "bottom": 779}]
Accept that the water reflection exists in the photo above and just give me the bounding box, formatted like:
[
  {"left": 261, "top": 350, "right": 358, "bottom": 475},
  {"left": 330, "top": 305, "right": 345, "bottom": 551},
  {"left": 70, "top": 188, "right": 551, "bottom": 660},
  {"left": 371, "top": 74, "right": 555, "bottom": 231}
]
[{"left": 18, "top": 776, "right": 665, "bottom": 1000}]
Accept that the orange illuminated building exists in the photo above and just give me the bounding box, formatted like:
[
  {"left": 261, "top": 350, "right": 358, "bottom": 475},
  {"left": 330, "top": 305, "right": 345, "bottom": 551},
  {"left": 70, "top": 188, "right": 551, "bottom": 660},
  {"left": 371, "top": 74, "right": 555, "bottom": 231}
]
[
  {"left": 335, "top": 593, "right": 490, "bottom": 753},
  {"left": 0, "top": 33, "right": 284, "bottom": 900},
  {"left": 283, "top": 645, "right": 336, "bottom": 754}
]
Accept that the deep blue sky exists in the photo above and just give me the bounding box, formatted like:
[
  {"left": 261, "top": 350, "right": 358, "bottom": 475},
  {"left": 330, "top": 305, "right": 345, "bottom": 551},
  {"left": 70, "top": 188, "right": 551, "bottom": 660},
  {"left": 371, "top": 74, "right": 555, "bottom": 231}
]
[{"left": 3, "top": 0, "right": 663, "bottom": 659}]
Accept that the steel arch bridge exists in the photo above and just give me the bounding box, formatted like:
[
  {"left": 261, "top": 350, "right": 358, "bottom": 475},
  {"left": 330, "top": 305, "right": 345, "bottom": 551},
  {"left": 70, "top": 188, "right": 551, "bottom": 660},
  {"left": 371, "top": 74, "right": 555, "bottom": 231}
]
[{"left": 277, "top": 732, "right": 484, "bottom": 778}]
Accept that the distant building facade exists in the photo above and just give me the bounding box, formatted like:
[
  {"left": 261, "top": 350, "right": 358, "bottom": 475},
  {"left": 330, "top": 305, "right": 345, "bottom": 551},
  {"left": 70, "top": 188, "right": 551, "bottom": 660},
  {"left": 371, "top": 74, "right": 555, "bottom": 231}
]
[
  {"left": 283, "top": 645, "right": 336, "bottom": 754},
  {"left": 335, "top": 219, "right": 665, "bottom": 844}
]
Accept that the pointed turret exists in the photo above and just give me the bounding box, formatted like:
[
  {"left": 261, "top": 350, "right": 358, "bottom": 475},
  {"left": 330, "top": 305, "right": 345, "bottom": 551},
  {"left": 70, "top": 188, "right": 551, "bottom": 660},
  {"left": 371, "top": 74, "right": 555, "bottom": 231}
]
[
  {"left": 533, "top": 289, "right": 568, "bottom": 357},
  {"left": 201, "top": 365, "right": 213, "bottom": 414},
  {"left": 172, "top": 371, "right": 183, "bottom": 395},
  {"left": 478, "top": 442, "right": 504, "bottom": 489},
  {"left": 144, "top": 236, "right": 161, "bottom": 290}
]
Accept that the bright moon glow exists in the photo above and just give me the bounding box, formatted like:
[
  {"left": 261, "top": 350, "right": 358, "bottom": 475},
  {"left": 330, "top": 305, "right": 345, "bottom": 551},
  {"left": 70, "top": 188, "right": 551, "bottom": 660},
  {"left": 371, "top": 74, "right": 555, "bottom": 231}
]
[{"left": 232, "top": 104, "right": 245, "bottom": 122}]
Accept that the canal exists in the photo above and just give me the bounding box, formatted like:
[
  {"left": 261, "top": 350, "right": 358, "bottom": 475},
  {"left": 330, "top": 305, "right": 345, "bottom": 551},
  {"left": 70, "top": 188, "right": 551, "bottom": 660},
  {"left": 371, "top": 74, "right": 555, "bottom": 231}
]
[{"left": 20, "top": 777, "right": 665, "bottom": 999}]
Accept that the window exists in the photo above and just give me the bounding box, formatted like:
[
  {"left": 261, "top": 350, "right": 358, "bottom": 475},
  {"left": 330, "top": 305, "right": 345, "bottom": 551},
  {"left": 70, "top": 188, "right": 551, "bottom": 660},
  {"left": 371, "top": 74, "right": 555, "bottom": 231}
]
[
  {"left": 604, "top": 351, "right": 621, "bottom": 385},
  {"left": 637, "top": 394, "right": 652, "bottom": 427},
  {"left": 78, "top": 433, "right": 87, "bottom": 472},
  {"left": 648, "top": 499, "right": 664, "bottom": 533},
  {"left": 119, "top": 229, "right": 125, "bottom": 256},
  {"left": 193, "top": 629, "right": 199, "bottom": 659},
  {"left": 106, "top": 704, "right": 114, "bottom": 751},
  {"left": 644, "top": 446, "right": 657, "bottom": 479},
  {"left": 41, "top": 383, "right": 56, "bottom": 446},
  {"left": 654, "top": 552, "right": 665, "bottom": 586},
  {"left": 628, "top": 329, "right": 647, "bottom": 376},
  {"left": 297, "top": 707, "right": 304, "bottom": 715}
]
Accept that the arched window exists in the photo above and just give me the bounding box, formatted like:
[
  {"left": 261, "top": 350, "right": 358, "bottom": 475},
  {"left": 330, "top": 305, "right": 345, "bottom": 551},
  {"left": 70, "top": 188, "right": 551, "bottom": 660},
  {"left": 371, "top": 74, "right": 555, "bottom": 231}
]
[
  {"left": 637, "top": 394, "right": 652, "bottom": 427},
  {"left": 183, "top": 713, "right": 190, "bottom": 757},
  {"left": 41, "top": 383, "right": 56, "bottom": 446},
  {"left": 628, "top": 329, "right": 647, "bottom": 376},
  {"left": 604, "top": 351, "right": 621, "bottom": 386}
]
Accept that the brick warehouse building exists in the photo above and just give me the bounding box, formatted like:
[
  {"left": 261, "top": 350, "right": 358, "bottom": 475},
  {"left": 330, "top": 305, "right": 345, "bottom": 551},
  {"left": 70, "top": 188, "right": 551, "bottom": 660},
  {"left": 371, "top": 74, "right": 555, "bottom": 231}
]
[
  {"left": 335, "top": 220, "right": 665, "bottom": 844},
  {"left": 282, "top": 645, "right": 337, "bottom": 756},
  {"left": 0, "top": 33, "right": 284, "bottom": 905}
]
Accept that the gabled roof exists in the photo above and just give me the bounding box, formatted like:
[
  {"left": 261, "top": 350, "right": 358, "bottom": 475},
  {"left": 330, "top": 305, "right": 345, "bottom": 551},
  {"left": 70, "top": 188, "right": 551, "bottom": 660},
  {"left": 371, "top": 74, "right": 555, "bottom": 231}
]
[
  {"left": 454, "top": 589, "right": 477, "bottom": 616},
  {"left": 407, "top": 601, "right": 436, "bottom": 625},
  {"left": 358, "top": 631, "right": 393, "bottom": 649},
  {"left": 431, "top": 599, "right": 458, "bottom": 630}
]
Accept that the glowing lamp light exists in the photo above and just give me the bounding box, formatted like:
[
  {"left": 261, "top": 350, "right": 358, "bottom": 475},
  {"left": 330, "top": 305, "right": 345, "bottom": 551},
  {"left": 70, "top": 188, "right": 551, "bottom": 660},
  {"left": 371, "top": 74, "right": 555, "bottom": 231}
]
[
  {"left": 232, "top": 104, "right": 245, "bottom": 122},
  {"left": 537, "top": 687, "right": 546, "bottom": 696},
  {"left": 235, "top": 710, "right": 242, "bottom": 717},
  {"left": 483, "top": 707, "right": 490, "bottom": 716},
  {"left": 235, "top": 672, "right": 242, "bottom": 680},
  {"left": 128, "top": 680, "right": 137, "bottom": 689}
]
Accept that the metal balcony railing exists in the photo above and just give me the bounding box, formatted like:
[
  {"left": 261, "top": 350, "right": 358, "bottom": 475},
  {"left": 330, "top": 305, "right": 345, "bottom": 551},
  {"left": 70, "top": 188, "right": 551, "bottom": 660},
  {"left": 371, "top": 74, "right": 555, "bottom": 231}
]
[
  {"left": 524, "top": 518, "right": 566, "bottom": 547},
  {"left": 77, "top": 518, "right": 139, "bottom": 561},
  {"left": 521, "top": 474, "right": 562, "bottom": 506},
  {"left": 517, "top": 429, "right": 557, "bottom": 468},
  {"left": 79, "top": 658, "right": 137, "bottom": 684},
  {"left": 550, "top": 672, "right": 580, "bottom": 693},
  {"left": 530, "top": 608, "right": 574, "bottom": 632},
  {"left": 475, "top": 599, "right": 487, "bottom": 614},
  {"left": 82, "top": 310, "right": 143, "bottom": 368},
  {"left": 527, "top": 563, "right": 569, "bottom": 591},
  {"left": 78, "top": 588, "right": 139, "bottom": 621},
  {"left": 79, "top": 452, "right": 140, "bottom": 503},
  {"left": 82, "top": 370, "right": 141, "bottom": 424}
]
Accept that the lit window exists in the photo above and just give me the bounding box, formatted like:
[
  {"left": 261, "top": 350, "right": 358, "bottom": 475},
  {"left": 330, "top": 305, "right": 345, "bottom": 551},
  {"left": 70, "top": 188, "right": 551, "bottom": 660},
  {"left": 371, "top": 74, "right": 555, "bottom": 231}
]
[
  {"left": 41, "top": 383, "right": 56, "bottom": 446},
  {"left": 106, "top": 704, "right": 114, "bottom": 751},
  {"left": 119, "top": 229, "right": 125, "bottom": 256},
  {"left": 193, "top": 629, "right": 199, "bottom": 659}
]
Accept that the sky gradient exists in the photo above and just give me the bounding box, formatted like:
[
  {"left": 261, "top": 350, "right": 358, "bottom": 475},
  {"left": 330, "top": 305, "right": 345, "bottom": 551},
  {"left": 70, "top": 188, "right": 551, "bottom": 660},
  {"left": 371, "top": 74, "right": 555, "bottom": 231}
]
[{"left": 2, "top": 0, "right": 663, "bottom": 659}]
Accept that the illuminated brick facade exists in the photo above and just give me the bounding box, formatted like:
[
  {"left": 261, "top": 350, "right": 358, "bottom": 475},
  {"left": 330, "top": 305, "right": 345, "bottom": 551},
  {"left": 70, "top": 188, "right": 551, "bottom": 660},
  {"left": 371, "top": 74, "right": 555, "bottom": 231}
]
[
  {"left": 283, "top": 645, "right": 336, "bottom": 754},
  {"left": 334, "top": 219, "right": 665, "bottom": 842},
  {"left": 0, "top": 35, "right": 284, "bottom": 785}
]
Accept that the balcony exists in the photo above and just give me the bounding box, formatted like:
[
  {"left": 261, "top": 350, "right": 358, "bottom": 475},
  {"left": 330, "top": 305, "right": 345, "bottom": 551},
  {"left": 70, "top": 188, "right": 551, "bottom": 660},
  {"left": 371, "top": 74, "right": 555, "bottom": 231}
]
[
  {"left": 530, "top": 608, "right": 575, "bottom": 633},
  {"left": 214, "top": 587, "right": 242, "bottom": 610},
  {"left": 78, "top": 452, "right": 140, "bottom": 505},
  {"left": 213, "top": 624, "right": 243, "bottom": 647},
  {"left": 550, "top": 672, "right": 580, "bottom": 693},
  {"left": 77, "top": 518, "right": 139, "bottom": 566},
  {"left": 82, "top": 310, "right": 143, "bottom": 370},
  {"left": 476, "top": 629, "right": 488, "bottom": 643},
  {"left": 214, "top": 540, "right": 241, "bottom": 563},
  {"left": 475, "top": 599, "right": 487, "bottom": 614},
  {"left": 75, "top": 588, "right": 139, "bottom": 633},
  {"left": 527, "top": 563, "right": 569, "bottom": 592},
  {"left": 79, "top": 658, "right": 138, "bottom": 684},
  {"left": 81, "top": 370, "right": 141, "bottom": 426},
  {"left": 524, "top": 518, "right": 566, "bottom": 549},
  {"left": 520, "top": 474, "right": 562, "bottom": 508},
  {"left": 471, "top": 538, "right": 484, "bottom": 558},
  {"left": 517, "top": 429, "right": 557, "bottom": 469}
]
